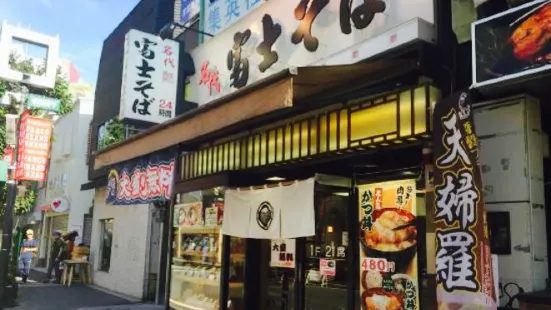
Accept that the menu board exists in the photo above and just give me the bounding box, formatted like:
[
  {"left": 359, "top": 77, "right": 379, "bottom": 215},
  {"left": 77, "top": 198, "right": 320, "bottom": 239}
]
[{"left": 358, "top": 179, "right": 419, "bottom": 310}]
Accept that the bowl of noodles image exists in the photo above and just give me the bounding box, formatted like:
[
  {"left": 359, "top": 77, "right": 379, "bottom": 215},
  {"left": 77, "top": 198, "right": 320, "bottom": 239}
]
[
  {"left": 361, "top": 288, "right": 403, "bottom": 310},
  {"left": 360, "top": 208, "right": 417, "bottom": 272}
]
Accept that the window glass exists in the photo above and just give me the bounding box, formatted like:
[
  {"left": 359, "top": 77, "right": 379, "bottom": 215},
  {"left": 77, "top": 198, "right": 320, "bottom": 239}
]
[
  {"left": 227, "top": 237, "right": 246, "bottom": 310},
  {"left": 305, "top": 186, "right": 349, "bottom": 310},
  {"left": 99, "top": 219, "right": 114, "bottom": 272},
  {"left": 170, "top": 187, "right": 225, "bottom": 310}
]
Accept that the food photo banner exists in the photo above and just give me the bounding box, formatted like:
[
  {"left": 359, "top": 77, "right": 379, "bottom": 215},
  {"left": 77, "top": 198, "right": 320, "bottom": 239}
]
[
  {"left": 358, "top": 179, "right": 419, "bottom": 310},
  {"left": 432, "top": 90, "right": 497, "bottom": 309},
  {"left": 106, "top": 149, "right": 176, "bottom": 205},
  {"left": 472, "top": 0, "right": 551, "bottom": 88}
]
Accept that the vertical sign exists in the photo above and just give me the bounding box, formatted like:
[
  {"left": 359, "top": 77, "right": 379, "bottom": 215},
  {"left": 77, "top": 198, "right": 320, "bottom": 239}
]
[
  {"left": 180, "top": 0, "right": 200, "bottom": 25},
  {"left": 120, "top": 29, "right": 179, "bottom": 124},
  {"left": 358, "top": 179, "right": 419, "bottom": 310},
  {"left": 432, "top": 91, "right": 497, "bottom": 309},
  {"left": 270, "top": 238, "right": 295, "bottom": 268},
  {"left": 202, "top": 0, "right": 263, "bottom": 38},
  {"left": 15, "top": 111, "right": 52, "bottom": 182}
]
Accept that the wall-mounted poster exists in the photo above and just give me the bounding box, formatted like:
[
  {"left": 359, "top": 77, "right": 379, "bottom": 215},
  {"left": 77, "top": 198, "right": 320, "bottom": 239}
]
[
  {"left": 358, "top": 179, "right": 419, "bottom": 310},
  {"left": 174, "top": 202, "right": 204, "bottom": 227}
]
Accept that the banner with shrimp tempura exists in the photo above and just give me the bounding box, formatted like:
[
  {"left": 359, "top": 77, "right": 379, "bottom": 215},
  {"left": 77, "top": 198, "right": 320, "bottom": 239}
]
[
  {"left": 432, "top": 90, "right": 497, "bottom": 310},
  {"left": 358, "top": 179, "right": 419, "bottom": 310}
]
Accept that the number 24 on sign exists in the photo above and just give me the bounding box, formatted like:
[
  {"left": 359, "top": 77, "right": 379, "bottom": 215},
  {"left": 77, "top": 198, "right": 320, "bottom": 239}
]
[{"left": 361, "top": 257, "right": 395, "bottom": 273}]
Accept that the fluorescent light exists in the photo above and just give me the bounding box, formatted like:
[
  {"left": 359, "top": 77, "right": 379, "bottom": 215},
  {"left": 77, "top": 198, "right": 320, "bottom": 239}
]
[
  {"left": 333, "top": 192, "right": 349, "bottom": 197},
  {"left": 266, "top": 176, "right": 286, "bottom": 181},
  {"left": 401, "top": 171, "right": 416, "bottom": 176}
]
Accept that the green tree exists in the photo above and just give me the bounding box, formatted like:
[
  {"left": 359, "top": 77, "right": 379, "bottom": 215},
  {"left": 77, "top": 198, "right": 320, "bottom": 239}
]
[{"left": 0, "top": 53, "right": 73, "bottom": 219}]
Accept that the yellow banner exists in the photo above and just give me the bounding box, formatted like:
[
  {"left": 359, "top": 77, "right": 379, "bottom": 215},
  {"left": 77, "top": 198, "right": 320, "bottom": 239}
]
[{"left": 358, "top": 179, "right": 419, "bottom": 310}]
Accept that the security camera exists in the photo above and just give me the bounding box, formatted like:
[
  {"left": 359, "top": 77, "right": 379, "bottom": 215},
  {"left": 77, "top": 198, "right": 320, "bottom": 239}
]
[{"left": 159, "top": 22, "right": 176, "bottom": 40}]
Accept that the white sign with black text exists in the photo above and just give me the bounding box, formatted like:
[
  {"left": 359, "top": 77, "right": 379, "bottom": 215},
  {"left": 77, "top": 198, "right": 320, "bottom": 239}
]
[
  {"left": 120, "top": 29, "right": 179, "bottom": 124},
  {"left": 270, "top": 238, "right": 296, "bottom": 268},
  {"left": 189, "top": 0, "right": 435, "bottom": 105}
]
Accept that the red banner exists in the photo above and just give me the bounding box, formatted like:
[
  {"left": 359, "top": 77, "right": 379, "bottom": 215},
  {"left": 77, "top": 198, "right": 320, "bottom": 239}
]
[{"left": 15, "top": 111, "right": 52, "bottom": 182}]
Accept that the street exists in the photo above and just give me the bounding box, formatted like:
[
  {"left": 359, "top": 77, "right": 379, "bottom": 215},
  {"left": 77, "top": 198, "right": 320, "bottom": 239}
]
[{"left": 5, "top": 270, "right": 153, "bottom": 310}]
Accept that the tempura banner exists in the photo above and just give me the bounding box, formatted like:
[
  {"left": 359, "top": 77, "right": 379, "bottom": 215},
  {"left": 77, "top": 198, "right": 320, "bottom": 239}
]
[
  {"left": 358, "top": 179, "right": 419, "bottom": 310},
  {"left": 432, "top": 91, "right": 497, "bottom": 309}
]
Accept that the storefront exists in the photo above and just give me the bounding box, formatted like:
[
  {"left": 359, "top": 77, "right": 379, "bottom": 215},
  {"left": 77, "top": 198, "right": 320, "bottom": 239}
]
[
  {"left": 163, "top": 75, "right": 441, "bottom": 310},
  {"left": 90, "top": 1, "right": 451, "bottom": 309}
]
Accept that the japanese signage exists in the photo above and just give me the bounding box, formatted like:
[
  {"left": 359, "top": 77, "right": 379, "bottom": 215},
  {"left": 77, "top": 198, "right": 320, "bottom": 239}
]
[
  {"left": 26, "top": 94, "right": 60, "bottom": 112},
  {"left": 190, "top": 0, "right": 435, "bottom": 103},
  {"left": 432, "top": 91, "right": 497, "bottom": 309},
  {"left": 106, "top": 150, "right": 175, "bottom": 205},
  {"left": 472, "top": 0, "right": 551, "bottom": 89},
  {"left": 15, "top": 111, "right": 52, "bottom": 182},
  {"left": 320, "top": 259, "right": 336, "bottom": 276},
  {"left": 270, "top": 238, "right": 296, "bottom": 268},
  {"left": 202, "top": 0, "right": 264, "bottom": 38},
  {"left": 180, "top": 0, "right": 200, "bottom": 25},
  {"left": 358, "top": 179, "right": 419, "bottom": 310},
  {"left": 120, "top": 29, "right": 179, "bottom": 124}
]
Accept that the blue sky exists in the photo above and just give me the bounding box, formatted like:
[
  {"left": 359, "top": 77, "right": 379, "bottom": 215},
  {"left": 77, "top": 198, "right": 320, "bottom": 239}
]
[{"left": 0, "top": 0, "right": 140, "bottom": 85}]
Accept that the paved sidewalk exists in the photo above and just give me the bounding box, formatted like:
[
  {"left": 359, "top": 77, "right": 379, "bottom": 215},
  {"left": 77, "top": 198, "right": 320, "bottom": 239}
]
[
  {"left": 12, "top": 285, "right": 137, "bottom": 310},
  {"left": 7, "top": 268, "right": 143, "bottom": 310}
]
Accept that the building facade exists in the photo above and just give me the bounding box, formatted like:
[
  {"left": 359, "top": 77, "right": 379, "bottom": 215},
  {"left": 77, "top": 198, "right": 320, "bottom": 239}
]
[
  {"left": 36, "top": 98, "right": 95, "bottom": 265},
  {"left": 87, "top": 0, "right": 551, "bottom": 309}
]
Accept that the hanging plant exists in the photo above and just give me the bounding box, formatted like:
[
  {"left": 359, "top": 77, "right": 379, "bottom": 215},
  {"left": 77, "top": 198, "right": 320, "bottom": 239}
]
[{"left": 14, "top": 189, "right": 36, "bottom": 216}]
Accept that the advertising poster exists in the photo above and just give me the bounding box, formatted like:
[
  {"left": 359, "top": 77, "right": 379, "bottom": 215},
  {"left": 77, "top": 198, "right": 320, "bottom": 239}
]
[
  {"left": 473, "top": 0, "right": 551, "bottom": 87},
  {"left": 432, "top": 91, "right": 497, "bottom": 309},
  {"left": 174, "top": 202, "right": 204, "bottom": 227},
  {"left": 358, "top": 179, "right": 419, "bottom": 310},
  {"left": 270, "top": 238, "right": 295, "bottom": 268}
]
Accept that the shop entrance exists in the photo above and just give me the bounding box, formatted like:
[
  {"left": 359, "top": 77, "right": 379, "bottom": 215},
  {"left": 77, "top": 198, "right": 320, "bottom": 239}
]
[{"left": 239, "top": 179, "right": 352, "bottom": 310}]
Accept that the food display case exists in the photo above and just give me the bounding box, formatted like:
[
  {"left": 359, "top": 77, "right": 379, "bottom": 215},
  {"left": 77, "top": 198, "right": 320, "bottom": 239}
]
[{"left": 170, "top": 226, "right": 222, "bottom": 310}]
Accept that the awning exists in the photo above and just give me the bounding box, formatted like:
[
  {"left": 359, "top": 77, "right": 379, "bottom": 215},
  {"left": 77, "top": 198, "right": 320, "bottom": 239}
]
[{"left": 94, "top": 59, "right": 419, "bottom": 170}]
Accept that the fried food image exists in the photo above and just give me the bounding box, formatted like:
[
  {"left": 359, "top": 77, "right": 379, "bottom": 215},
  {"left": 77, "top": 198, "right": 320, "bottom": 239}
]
[
  {"left": 365, "top": 209, "right": 417, "bottom": 252},
  {"left": 510, "top": 3, "right": 551, "bottom": 62},
  {"left": 365, "top": 293, "right": 402, "bottom": 310}
]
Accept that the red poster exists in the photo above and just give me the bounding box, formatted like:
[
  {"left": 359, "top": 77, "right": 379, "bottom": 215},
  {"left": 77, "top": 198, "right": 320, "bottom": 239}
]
[{"left": 15, "top": 112, "right": 52, "bottom": 182}]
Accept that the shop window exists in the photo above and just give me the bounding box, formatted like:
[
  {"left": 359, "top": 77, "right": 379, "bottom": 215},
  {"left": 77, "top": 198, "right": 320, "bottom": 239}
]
[
  {"left": 170, "top": 187, "right": 229, "bottom": 310},
  {"left": 305, "top": 186, "right": 350, "bottom": 310},
  {"left": 99, "top": 219, "right": 114, "bottom": 272}
]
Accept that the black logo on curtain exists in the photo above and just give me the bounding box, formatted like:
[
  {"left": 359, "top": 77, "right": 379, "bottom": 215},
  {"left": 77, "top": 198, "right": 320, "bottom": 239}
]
[{"left": 256, "top": 201, "right": 274, "bottom": 230}]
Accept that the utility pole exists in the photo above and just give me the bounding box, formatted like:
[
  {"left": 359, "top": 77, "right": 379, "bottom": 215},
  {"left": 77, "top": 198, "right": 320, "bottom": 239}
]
[{"left": 0, "top": 86, "right": 28, "bottom": 309}]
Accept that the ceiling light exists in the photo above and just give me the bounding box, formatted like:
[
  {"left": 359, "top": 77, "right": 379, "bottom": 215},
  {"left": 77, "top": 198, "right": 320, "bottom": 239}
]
[
  {"left": 401, "top": 171, "right": 416, "bottom": 176},
  {"left": 266, "top": 176, "right": 286, "bottom": 181},
  {"left": 333, "top": 192, "right": 349, "bottom": 197}
]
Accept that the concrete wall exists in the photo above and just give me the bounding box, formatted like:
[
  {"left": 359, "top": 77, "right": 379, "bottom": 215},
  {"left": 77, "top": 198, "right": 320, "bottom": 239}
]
[
  {"left": 90, "top": 187, "right": 151, "bottom": 299},
  {"left": 46, "top": 99, "right": 95, "bottom": 244}
]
